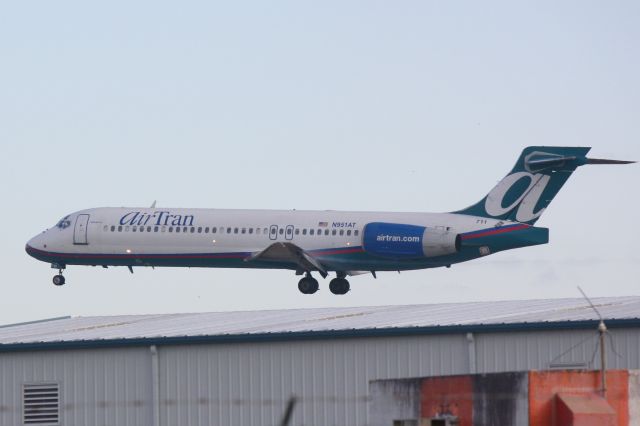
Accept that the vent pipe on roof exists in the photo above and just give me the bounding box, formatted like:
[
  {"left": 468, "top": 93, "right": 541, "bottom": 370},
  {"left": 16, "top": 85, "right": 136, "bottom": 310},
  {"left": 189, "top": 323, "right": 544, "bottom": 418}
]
[{"left": 578, "top": 286, "right": 607, "bottom": 397}]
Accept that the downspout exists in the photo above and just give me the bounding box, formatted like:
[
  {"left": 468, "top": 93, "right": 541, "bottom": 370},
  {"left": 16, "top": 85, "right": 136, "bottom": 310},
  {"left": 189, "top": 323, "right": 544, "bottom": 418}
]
[
  {"left": 150, "top": 345, "right": 160, "bottom": 426},
  {"left": 466, "top": 332, "right": 476, "bottom": 374}
]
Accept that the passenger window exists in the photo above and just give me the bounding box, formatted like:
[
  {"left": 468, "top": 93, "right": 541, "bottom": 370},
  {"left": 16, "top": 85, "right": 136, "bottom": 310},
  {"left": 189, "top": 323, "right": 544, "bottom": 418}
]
[
  {"left": 332, "top": 230, "right": 337, "bottom": 236},
  {"left": 286, "top": 228, "right": 292, "bottom": 235},
  {"left": 125, "top": 226, "right": 130, "bottom": 232},
  {"left": 198, "top": 227, "right": 202, "bottom": 233},
  {"left": 118, "top": 226, "right": 123, "bottom": 232},
  {"left": 132, "top": 226, "right": 137, "bottom": 232},
  {"left": 347, "top": 230, "right": 351, "bottom": 236},
  {"left": 176, "top": 227, "right": 181, "bottom": 233},
  {"left": 169, "top": 227, "right": 173, "bottom": 232},
  {"left": 154, "top": 226, "right": 158, "bottom": 232},
  {"left": 111, "top": 225, "right": 116, "bottom": 232},
  {"left": 249, "top": 228, "right": 254, "bottom": 234},
  {"left": 324, "top": 229, "right": 329, "bottom": 236},
  {"left": 190, "top": 227, "right": 195, "bottom": 233},
  {"left": 212, "top": 227, "right": 217, "bottom": 233},
  {"left": 295, "top": 229, "right": 300, "bottom": 235},
  {"left": 161, "top": 226, "right": 166, "bottom": 232},
  {"left": 279, "top": 228, "right": 284, "bottom": 235},
  {"left": 234, "top": 228, "right": 239, "bottom": 234},
  {"left": 241, "top": 228, "right": 246, "bottom": 234},
  {"left": 309, "top": 229, "right": 314, "bottom": 235},
  {"left": 184, "top": 227, "right": 188, "bottom": 233},
  {"left": 227, "top": 227, "right": 232, "bottom": 234},
  {"left": 354, "top": 230, "right": 359, "bottom": 236},
  {"left": 204, "top": 227, "right": 209, "bottom": 233},
  {"left": 103, "top": 225, "right": 108, "bottom": 232},
  {"left": 303, "top": 229, "right": 307, "bottom": 235},
  {"left": 339, "top": 230, "right": 344, "bottom": 236},
  {"left": 147, "top": 226, "right": 152, "bottom": 232}
]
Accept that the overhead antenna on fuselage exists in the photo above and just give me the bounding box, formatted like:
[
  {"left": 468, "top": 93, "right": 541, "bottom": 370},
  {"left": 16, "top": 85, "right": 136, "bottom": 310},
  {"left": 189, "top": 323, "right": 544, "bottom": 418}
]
[{"left": 150, "top": 200, "right": 157, "bottom": 208}]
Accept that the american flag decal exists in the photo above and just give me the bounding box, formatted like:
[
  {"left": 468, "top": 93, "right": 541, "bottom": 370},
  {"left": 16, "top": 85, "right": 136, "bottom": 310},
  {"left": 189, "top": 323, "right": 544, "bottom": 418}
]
[{"left": 318, "top": 221, "right": 328, "bottom": 227}]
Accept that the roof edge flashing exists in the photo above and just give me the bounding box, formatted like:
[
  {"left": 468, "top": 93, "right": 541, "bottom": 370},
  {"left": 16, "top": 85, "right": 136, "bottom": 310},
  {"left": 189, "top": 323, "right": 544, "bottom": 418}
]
[{"left": 1, "top": 318, "right": 640, "bottom": 353}]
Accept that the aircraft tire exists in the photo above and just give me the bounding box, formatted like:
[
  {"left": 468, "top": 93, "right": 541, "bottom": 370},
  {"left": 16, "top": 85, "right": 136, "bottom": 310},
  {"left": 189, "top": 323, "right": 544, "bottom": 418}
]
[
  {"left": 52, "top": 274, "right": 66, "bottom": 286},
  {"left": 329, "top": 278, "right": 349, "bottom": 295},
  {"left": 298, "top": 277, "right": 318, "bottom": 294}
]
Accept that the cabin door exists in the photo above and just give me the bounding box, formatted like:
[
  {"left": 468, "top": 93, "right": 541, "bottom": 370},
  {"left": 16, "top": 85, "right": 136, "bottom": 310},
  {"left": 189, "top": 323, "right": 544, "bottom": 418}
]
[
  {"left": 73, "top": 214, "right": 90, "bottom": 245},
  {"left": 285, "top": 225, "right": 294, "bottom": 240},
  {"left": 269, "top": 225, "right": 278, "bottom": 240}
]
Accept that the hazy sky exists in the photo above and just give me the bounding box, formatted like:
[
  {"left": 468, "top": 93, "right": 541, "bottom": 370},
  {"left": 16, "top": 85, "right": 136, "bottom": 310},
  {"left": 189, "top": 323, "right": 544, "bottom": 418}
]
[{"left": 1, "top": 1, "right": 638, "bottom": 325}]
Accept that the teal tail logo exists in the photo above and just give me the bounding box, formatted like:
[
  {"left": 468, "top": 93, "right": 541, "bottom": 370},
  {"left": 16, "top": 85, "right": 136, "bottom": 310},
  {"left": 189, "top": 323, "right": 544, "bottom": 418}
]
[{"left": 455, "top": 146, "right": 634, "bottom": 225}]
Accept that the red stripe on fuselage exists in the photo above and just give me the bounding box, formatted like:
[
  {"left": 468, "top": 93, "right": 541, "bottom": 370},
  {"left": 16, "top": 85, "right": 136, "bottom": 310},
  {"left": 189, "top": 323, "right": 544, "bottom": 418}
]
[{"left": 460, "top": 224, "right": 530, "bottom": 240}]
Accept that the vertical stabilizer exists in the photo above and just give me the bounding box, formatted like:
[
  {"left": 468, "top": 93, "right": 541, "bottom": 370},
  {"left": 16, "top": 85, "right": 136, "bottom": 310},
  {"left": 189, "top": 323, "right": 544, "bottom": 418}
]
[{"left": 454, "top": 146, "right": 633, "bottom": 225}]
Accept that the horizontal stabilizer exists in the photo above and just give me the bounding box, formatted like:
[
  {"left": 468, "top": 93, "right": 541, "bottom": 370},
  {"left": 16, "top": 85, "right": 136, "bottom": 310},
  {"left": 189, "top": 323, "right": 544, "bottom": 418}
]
[{"left": 586, "top": 158, "right": 636, "bottom": 165}]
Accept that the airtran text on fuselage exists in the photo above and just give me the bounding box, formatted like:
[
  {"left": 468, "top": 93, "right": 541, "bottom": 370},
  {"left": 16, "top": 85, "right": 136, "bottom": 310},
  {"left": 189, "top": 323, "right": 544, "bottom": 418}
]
[{"left": 119, "top": 211, "right": 195, "bottom": 227}]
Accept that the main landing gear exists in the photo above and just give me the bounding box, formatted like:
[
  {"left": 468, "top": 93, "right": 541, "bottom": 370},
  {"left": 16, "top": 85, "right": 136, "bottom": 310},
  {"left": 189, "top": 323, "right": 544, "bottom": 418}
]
[
  {"left": 329, "top": 276, "right": 350, "bottom": 295},
  {"left": 51, "top": 263, "right": 66, "bottom": 286},
  {"left": 298, "top": 272, "right": 350, "bottom": 295},
  {"left": 298, "top": 273, "right": 319, "bottom": 294}
]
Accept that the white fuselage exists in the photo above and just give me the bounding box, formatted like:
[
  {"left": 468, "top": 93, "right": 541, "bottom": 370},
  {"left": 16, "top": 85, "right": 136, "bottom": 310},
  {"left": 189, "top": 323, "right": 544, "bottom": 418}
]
[{"left": 26, "top": 207, "right": 508, "bottom": 273}]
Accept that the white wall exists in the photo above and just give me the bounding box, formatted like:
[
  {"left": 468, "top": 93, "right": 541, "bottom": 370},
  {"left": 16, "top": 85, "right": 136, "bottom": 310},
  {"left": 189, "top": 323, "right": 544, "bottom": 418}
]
[{"left": 1, "top": 327, "right": 639, "bottom": 426}]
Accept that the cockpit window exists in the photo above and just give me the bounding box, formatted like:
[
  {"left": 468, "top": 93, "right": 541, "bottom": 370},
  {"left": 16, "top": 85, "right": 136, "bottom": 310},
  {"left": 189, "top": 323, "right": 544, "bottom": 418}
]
[{"left": 56, "top": 215, "right": 71, "bottom": 229}]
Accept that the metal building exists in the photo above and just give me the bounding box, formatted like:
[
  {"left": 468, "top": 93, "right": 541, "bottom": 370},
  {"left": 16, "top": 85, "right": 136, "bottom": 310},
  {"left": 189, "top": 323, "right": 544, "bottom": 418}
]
[{"left": 2, "top": 296, "right": 640, "bottom": 426}]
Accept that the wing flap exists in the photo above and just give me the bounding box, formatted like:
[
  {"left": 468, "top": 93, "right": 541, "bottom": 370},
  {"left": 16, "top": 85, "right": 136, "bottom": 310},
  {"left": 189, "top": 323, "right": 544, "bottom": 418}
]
[{"left": 245, "top": 242, "right": 328, "bottom": 278}]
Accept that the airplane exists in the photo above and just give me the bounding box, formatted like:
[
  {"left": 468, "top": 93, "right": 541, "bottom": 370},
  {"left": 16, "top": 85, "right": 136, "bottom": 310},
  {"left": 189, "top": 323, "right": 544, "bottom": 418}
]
[{"left": 26, "top": 146, "right": 633, "bottom": 295}]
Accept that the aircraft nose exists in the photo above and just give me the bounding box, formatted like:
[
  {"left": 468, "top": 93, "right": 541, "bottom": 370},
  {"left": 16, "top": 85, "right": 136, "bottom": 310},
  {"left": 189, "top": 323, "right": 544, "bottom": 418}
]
[{"left": 26, "top": 232, "right": 47, "bottom": 254}]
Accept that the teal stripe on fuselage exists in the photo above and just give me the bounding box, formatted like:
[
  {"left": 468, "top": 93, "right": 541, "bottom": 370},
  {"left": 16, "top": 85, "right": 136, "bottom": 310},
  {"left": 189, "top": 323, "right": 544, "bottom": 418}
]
[{"left": 26, "top": 223, "right": 548, "bottom": 273}]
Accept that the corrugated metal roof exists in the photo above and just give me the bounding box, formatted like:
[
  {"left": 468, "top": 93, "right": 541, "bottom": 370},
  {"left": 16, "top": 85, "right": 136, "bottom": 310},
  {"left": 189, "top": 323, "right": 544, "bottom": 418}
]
[{"left": 1, "top": 297, "right": 640, "bottom": 349}]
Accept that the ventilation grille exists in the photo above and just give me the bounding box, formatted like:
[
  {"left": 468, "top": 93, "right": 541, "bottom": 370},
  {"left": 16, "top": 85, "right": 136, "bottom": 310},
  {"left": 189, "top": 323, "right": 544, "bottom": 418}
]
[{"left": 23, "top": 383, "right": 60, "bottom": 425}]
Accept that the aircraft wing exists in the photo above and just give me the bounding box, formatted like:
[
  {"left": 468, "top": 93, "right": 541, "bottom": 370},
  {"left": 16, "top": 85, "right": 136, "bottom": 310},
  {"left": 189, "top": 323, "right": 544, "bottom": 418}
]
[{"left": 245, "top": 242, "right": 328, "bottom": 278}]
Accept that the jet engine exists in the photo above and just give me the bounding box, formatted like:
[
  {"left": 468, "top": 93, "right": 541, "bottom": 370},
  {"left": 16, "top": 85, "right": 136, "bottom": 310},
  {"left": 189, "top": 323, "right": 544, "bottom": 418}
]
[{"left": 362, "top": 222, "right": 460, "bottom": 259}]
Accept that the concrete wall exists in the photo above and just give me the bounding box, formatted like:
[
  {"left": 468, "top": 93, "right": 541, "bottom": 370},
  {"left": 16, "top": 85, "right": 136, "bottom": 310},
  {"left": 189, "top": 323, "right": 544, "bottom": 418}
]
[
  {"left": 629, "top": 370, "right": 640, "bottom": 425},
  {"left": 371, "top": 370, "right": 637, "bottom": 426},
  {"left": 369, "top": 373, "right": 528, "bottom": 426},
  {"left": 528, "top": 370, "right": 628, "bottom": 426}
]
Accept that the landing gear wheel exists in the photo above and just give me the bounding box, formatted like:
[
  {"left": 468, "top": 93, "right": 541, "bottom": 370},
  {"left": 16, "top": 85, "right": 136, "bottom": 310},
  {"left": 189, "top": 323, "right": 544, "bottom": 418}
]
[
  {"left": 329, "top": 278, "right": 350, "bottom": 295},
  {"left": 52, "top": 274, "right": 66, "bottom": 286},
  {"left": 298, "top": 276, "right": 319, "bottom": 294}
]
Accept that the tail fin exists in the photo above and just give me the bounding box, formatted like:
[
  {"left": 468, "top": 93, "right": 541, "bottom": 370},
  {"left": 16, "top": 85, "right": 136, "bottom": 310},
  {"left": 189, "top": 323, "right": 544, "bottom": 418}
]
[{"left": 455, "top": 146, "right": 635, "bottom": 225}]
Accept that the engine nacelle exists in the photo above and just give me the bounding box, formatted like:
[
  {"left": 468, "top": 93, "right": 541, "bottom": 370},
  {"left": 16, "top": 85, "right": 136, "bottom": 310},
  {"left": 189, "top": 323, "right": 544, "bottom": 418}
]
[{"left": 362, "top": 222, "right": 459, "bottom": 259}]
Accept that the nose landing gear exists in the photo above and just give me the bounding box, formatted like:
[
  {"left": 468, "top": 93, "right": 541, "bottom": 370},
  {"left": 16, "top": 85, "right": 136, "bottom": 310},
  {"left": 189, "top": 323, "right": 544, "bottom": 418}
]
[
  {"left": 52, "top": 274, "right": 65, "bottom": 286},
  {"left": 51, "top": 263, "right": 66, "bottom": 286}
]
